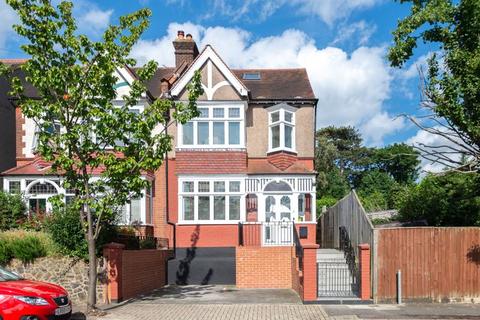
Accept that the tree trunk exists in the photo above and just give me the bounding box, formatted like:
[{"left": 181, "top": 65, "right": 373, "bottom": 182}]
[
  {"left": 87, "top": 222, "right": 97, "bottom": 311},
  {"left": 85, "top": 197, "right": 98, "bottom": 312}
]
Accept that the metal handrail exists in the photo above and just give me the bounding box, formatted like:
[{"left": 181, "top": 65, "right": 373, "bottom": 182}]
[{"left": 292, "top": 222, "right": 304, "bottom": 271}]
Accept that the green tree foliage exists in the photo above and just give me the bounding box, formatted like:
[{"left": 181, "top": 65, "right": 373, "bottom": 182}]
[
  {"left": 1, "top": 0, "right": 202, "bottom": 310},
  {"left": 398, "top": 172, "right": 480, "bottom": 226},
  {"left": 0, "top": 191, "right": 26, "bottom": 231},
  {"left": 388, "top": 0, "right": 480, "bottom": 171},
  {"left": 315, "top": 126, "right": 420, "bottom": 211}
]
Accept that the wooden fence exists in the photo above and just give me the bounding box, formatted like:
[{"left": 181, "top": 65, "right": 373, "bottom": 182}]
[
  {"left": 374, "top": 227, "right": 480, "bottom": 303},
  {"left": 318, "top": 191, "right": 374, "bottom": 258}
]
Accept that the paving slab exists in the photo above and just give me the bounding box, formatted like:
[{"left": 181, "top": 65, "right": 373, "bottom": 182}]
[{"left": 323, "top": 303, "right": 480, "bottom": 319}]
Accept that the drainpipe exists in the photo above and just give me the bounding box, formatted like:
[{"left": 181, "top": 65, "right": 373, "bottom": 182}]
[{"left": 166, "top": 153, "right": 176, "bottom": 259}]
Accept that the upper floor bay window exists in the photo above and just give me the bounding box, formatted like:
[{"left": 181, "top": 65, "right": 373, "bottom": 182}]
[
  {"left": 268, "top": 105, "right": 296, "bottom": 153},
  {"left": 179, "top": 177, "right": 245, "bottom": 223},
  {"left": 179, "top": 105, "right": 245, "bottom": 148}
]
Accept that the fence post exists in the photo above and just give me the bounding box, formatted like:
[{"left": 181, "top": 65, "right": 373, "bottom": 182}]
[
  {"left": 359, "top": 243, "right": 371, "bottom": 300},
  {"left": 103, "top": 242, "right": 125, "bottom": 303}
]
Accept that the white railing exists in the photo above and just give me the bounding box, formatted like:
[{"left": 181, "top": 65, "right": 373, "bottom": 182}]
[{"left": 262, "top": 221, "right": 294, "bottom": 246}]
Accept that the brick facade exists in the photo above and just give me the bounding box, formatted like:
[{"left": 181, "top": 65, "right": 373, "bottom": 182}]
[
  {"left": 236, "top": 246, "right": 296, "bottom": 289},
  {"left": 267, "top": 151, "right": 298, "bottom": 170},
  {"left": 15, "top": 107, "right": 25, "bottom": 159},
  {"left": 176, "top": 224, "right": 239, "bottom": 247},
  {"left": 175, "top": 150, "right": 247, "bottom": 174}
]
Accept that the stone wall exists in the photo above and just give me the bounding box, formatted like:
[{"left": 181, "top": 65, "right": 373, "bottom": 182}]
[{"left": 7, "top": 256, "right": 104, "bottom": 304}]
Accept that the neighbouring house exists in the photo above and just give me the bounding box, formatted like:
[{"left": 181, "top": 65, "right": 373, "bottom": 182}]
[{"left": 0, "top": 31, "right": 318, "bottom": 288}]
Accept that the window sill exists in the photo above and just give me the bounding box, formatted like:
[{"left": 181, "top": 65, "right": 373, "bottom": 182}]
[
  {"left": 267, "top": 148, "right": 298, "bottom": 155},
  {"left": 176, "top": 147, "right": 247, "bottom": 151}
]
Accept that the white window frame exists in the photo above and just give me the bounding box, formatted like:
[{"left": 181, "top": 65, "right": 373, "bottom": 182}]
[
  {"left": 178, "top": 176, "right": 246, "bottom": 224},
  {"left": 178, "top": 103, "right": 245, "bottom": 149},
  {"left": 267, "top": 104, "right": 296, "bottom": 153}
]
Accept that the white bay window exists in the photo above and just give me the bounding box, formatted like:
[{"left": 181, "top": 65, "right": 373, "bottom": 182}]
[
  {"left": 268, "top": 105, "right": 296, "bottom": 153},
  {"left": 179, "top": 104, "right": 245, "bottom": 148},
  {"left": 178, "top": 177, "right": 245, "bottom": 224}
]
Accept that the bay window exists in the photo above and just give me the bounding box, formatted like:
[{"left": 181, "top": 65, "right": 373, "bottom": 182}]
[
  {"left": 179, "top": 178, "right": 244, "bottom": 223},
  {"left": 179, "top": 105, "right": 244, "bottom": 148},
  {"left": 268, "top": 106, "right": 296, "bottom": 153}
]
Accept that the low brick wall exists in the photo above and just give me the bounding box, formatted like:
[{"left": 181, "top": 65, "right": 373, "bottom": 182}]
[
  {"left": 104, "top": 243, "right": 171, "bottom": 302},
  {"left": 7, "top": 257, "right": 104, "bottom": 304},
  {"left": 236, "top": 246, "right": 295, "bottom": 289},
  {"left": 122, "top": 249, "right": 169, "bottom": 299}
]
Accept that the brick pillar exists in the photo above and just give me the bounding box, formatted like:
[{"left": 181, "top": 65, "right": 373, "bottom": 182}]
[
  {"left": 302, "top": 244, "right": 319, "bottom": 301},
  {"left": 103, "top": 243, "right": 125, "bottom": 303},
  {"left": 359, "top": 243, "right": 371, "bottom": 300}
]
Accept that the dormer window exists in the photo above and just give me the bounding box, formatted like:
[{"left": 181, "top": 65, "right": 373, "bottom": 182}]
[{"left": 268, "top": 106, "right": 296, "bottom": 153}]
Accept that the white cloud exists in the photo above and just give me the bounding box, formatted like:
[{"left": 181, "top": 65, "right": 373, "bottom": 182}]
[
  {"left": 169, "top": 0, "right": 381, "bottom": 26},
  {"left": 0, "top": 0, "right": 20, "bottom": 55},
  {"left": 406, "top": 127, "right": 464, "bottom": 173},
  {"left": 77, "top": 8, "right": 114, "bottom": 36},
  {"left": 131, "top": 22, "right": 402, "bottom": 145},
  {"left": 332, "top": 20, "right": 377, "bottom": 46}
]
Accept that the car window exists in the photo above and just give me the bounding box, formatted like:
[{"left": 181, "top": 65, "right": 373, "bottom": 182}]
[{"left": 0, "top": 267, "right": 23, "bottom": 281}]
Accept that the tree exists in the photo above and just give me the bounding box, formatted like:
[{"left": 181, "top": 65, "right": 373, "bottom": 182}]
[
  {"left": 1, "top": 0, "right": 202, "bottom": 311},
  {"left": 397, "top": 172, "right": 480, "bottom": 226},
  {"left": 0, "top": 191, "right": 26, "bottom": 231},
  {"left": 388, "top": 0, "right": 480, "bottom": 172},
  {"left": 372, "top": 143, "right": 420, "bottom": 184}
]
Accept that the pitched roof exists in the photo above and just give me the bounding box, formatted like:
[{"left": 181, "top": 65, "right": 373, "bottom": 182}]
[{"left": 1, "top": 58, "right": 316, "bottom": 101}]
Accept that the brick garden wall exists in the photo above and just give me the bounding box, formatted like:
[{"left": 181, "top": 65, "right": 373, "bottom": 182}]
[
  {"left": 236, "top": 246, "right": 295, "bottom": 289},
  {"left": 121, "top": 249, "right": 169, "bottom": 300}
]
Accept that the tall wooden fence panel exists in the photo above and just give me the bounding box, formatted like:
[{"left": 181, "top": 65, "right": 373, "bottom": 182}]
[
  {"left": 319, "top": 191, "right": 374, "bottom": 258},
  {"left": 375, "top": 227, "right": 480, "bottom": 303}
]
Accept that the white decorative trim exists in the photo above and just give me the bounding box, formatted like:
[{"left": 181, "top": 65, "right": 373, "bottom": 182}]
[{"left": 171, "top": 45, "right": 249, "bottom": 98}]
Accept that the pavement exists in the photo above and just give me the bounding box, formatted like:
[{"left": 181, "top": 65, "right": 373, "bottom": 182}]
[
  {"left": 70, "top": 285, "right": 480, "bottom": 320},
  {"left": 323, "top": 303, "right": 480, "bottom": 319}
]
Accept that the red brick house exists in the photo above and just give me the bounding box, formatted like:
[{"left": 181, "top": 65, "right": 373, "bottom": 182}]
[{"left": 1, "top": 31, "right": 318, "bottom": 288}]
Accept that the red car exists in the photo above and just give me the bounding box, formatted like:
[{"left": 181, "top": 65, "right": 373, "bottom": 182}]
[{"left": 0, "top": 266, "right": 72, "bottom": 320}]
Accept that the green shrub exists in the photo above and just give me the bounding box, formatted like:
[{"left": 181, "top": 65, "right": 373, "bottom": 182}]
[
  {"left": 358, "top": 190, "right": 389, "bottom": 212},
  {"left": 0, "top": 192, "right": 27, "bottom": 231},
  {"left": 0, "top": 230, "right": 58, "bottom": 257},
  {"left": 45, "top": 205, "right": 117, "bottom": 259},
  {"left": 8, "top": 236, "right": 47, "bottom": 264},
  {"left": 316, "top": 196, "right": 338, "bottom": 213},
  {"left": 398, "top": 172, "right": 480, "bottom": 226},
  {"left": 139, "top": 238, "right": 156, "bottom": 249},
  {"left": 0, "top": 240, "right": 13, "bottom": 265}
]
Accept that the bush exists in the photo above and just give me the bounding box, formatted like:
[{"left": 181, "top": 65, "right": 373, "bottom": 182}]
[
  {"left": 316, "top": 196, "right": 338, "bottom": 211},
  {"left": 0, "top": 192, "right": 26, "bottom": 231},
  {"left": 139, "top": 237, "right": 156, "bottom": 249},
  {"left": 0, "top": 230, "right": 58, "bottom": 256},
  {"left": 398, "top": 172, "right": 480, "bottom": 226},
  {"left": 358, "top": 190, "right": 389, "bottom": 212},
  {"left": 8, "top": 236, "right": 47, "bottom": 264},
  {"left": 45, "top": 205, "right": 117, "bottom": 259},
  {"left": 0, "top": 241, "right": 12, "bottom": 265}
]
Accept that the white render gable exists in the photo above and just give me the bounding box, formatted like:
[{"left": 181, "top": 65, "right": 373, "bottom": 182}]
[{"left": 170, "top": 45, "right": 249, "bottom": 99}]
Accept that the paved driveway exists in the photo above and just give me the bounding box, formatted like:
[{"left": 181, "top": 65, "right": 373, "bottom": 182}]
[{"left": 90, "top": 285, "right": 333, "bottom": 320}]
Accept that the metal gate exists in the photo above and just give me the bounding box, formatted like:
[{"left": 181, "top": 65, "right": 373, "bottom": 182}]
[{"left": 317, "top": 261, "right": 358, "bottom": 297}]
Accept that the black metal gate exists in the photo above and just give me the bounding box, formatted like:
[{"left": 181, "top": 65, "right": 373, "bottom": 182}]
[{"left": 317, "top": 261, "right": 358, "bottom": 297}]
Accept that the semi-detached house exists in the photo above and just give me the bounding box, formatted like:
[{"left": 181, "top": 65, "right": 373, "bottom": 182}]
[{"left": 0, "top": 31, "right": 318, "bottom": 287}]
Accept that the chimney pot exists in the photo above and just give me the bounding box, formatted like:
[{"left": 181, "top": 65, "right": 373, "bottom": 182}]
[
  {"left": 173, "top": 31, "right": 199, "bottom": 69},
  {"left": 186, "top": 33, "right": 193, "bottom": 40},
  {"left": 177, "top": 30, "right": 185, "bottom": 39}
]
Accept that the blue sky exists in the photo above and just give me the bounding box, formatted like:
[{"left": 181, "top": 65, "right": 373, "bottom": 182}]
[{"left": 1, "top": 0, "right": 434, "bottom": 150}]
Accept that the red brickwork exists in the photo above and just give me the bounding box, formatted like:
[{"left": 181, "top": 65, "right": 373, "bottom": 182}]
[
  {"left": 236, "top": 246, "right": 295, "bottom": 289},
  {"left": 302, "top": 244, "right": 319, "bottom": 301},
  {"left": 359, "top": 243, "right": 371, "bottom": 300},
  {"left": 153, "top": 162, "right": 168, "bottom": 239},
  {"left": 176, "top": 224, "right": 239, "bottom": 247},
  {"left": 291, "top": 253, "right": 303, "bottom": 299},
  {"left": 103, "top": 244, "right": 171, "bottom": 303},
  {"left": 175, "top": 150, "right": 247, "bottom": 174},
  {"left": 295, "top": 223, "right": 317, "bottom": 246},
  {"left": 267, "top": 151, "right": 297, "bottom": 170},
  {"left": 15, "top": 108, "right": 25, "bottom": 159}
]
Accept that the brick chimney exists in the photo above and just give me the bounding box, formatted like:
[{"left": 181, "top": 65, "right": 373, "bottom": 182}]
[{"left": 173, "top": 30, "right": 199, "bottom": 69}]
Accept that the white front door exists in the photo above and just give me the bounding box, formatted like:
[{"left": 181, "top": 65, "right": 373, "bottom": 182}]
[{"left": 263, "top": 194, "right": 293, "bottom": 246}]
